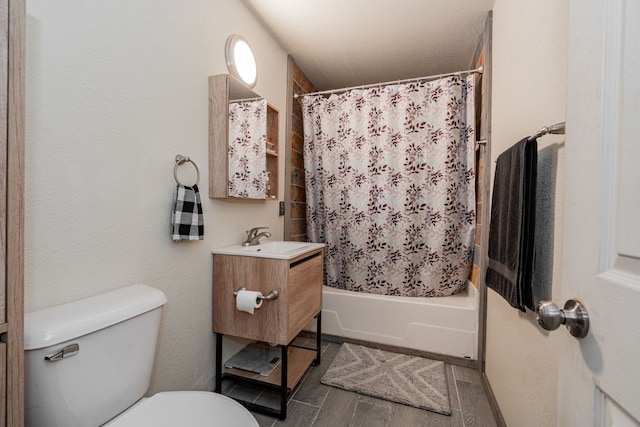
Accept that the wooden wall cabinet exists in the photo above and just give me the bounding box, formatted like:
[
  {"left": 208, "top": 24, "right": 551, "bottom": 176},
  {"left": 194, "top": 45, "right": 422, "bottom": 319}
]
[
  {"left": 0, "top": 0, "right": 25, "bottom": 425},
  {"left": 208, "top": 74, "right": 279, "bottom": 200}
]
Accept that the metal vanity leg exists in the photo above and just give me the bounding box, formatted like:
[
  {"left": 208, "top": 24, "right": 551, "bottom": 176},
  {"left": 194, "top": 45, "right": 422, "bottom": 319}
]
[
  {"left": 314, "top": 312, "right": 322, "bottom": 365},
  {"left": 215, "top": 333, "right": 223, "bottom": 393},
  {"left": 280, "top": 344, "right": 288, "bottom": 419}
]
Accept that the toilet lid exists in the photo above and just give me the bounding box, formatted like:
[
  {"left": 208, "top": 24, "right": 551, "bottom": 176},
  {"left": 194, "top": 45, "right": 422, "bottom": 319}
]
[{"left": 105, "top": 391, "right": 259, "bottom": 427}]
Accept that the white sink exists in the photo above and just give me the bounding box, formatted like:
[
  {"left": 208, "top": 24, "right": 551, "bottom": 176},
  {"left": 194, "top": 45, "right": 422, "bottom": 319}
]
[{"left": 212, "top": 241, "right": 325, "bottom": 260}]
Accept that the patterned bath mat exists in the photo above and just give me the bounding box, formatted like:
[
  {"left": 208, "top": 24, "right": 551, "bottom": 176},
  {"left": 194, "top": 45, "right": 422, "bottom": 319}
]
[{"left": 321, "top": 343, "right": 451, "bottom": 415}]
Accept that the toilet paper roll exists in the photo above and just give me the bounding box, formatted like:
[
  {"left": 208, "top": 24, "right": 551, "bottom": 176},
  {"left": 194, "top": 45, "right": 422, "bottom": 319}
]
[{"left": 235, "top": 289, "right": 263, "bottom": 314}]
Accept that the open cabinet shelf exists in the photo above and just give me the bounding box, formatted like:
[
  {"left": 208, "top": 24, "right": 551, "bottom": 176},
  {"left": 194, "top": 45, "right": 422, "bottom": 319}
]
[
  {"left": 265, "top": 103, "right": 279, "bottom": 199},
  {"left": 214, "top": 316, "right": 321, "bottom": 420}
]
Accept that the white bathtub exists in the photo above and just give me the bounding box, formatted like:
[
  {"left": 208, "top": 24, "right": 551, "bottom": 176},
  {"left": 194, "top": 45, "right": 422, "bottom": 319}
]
[{"left": 306, "top": 283, "right": 478, "bottom": 359}]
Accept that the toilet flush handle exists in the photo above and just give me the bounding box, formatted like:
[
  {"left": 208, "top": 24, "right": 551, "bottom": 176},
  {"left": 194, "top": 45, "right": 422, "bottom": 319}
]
[{"left": 45, "top": 343, "right": 80, "bottom": 362}]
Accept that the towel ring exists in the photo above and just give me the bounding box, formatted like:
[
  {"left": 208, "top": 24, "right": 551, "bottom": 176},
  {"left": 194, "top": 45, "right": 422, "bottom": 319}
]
[{"left": 174, "top": 154, "right": 200, "bottom": 186}]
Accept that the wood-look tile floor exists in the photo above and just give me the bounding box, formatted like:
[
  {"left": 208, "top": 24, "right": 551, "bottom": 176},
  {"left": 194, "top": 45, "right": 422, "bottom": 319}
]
[{"left": 222, "top": 340, "right": 498, "bottom": 427}]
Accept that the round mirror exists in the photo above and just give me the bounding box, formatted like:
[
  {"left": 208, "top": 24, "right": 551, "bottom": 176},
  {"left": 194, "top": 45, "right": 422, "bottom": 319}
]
[{"left": 225, "top": 35, "right": 257, "bottom": 88}]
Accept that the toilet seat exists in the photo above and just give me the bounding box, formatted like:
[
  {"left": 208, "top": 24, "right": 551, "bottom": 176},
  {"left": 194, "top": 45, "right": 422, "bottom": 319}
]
[{"left": 104, "top": 391, "right": 259, "bottom": 427}]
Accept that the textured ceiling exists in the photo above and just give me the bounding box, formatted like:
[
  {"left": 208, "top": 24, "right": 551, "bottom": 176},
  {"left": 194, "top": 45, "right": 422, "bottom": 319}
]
[{"left": 243, "top": 0, "right": 494, "bottom": 91}]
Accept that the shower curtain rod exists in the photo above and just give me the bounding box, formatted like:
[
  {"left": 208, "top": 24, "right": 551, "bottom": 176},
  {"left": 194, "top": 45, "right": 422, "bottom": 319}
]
[
  {"left": 476, "top": 122, "right": 566, "bottom": 151},
  {"left": 230, "top": 96, "right": 263, "bottom": 103},
  {"left": 293, "top": 66, "right": 484, "bottom": 99}
]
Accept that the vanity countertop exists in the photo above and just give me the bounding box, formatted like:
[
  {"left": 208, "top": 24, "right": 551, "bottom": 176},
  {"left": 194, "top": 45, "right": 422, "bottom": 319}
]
[{"left": 212, "top": 241, "right": 325, "bottom": 260}]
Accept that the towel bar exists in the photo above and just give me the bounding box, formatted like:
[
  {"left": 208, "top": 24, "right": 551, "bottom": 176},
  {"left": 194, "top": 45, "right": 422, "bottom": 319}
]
[
  {"left": 174, "top": 154, "right": 200, "bottom": 186},
  {"left": 233, "top": 287, "right": 279, "bottom": 301},
  {"left": 527, "top": 122, "right": 565, "bottom": 141}
]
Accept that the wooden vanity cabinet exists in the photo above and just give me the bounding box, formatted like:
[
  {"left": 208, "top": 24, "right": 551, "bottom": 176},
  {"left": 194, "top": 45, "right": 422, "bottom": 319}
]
[
  {"left": 212, "top": 248, "right": 323, "bottom": 419},
  {"left": 212, "top": 248, "right": 322, "bottom": 345}
]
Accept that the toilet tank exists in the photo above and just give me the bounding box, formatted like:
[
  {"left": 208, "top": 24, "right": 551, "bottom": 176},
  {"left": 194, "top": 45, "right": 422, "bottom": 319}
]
[{"left": 24, "top": 284, "right": 167, "bottom": 427}]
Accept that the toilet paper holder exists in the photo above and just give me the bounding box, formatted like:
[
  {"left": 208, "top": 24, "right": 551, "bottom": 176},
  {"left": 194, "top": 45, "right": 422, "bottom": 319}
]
[{"left": 233, "top": 287, "right": 279, "bottom": 301}]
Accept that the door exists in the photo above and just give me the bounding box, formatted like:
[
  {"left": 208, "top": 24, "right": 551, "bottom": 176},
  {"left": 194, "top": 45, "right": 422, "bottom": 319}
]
[
  {"left": 561, "top": 0, "right": 640, "bottom": 425},
  {"left": 2, "top": 0, "right": 24, "bottom": 425}
]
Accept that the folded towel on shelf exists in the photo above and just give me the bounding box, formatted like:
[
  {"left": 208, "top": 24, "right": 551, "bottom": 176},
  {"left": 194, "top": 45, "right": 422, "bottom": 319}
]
[
  {"left": 171, "top": 184, "right": 204, "bottom": 241},
  {"left": 485, "top": 137, "right": 537, "bottom": 311}
]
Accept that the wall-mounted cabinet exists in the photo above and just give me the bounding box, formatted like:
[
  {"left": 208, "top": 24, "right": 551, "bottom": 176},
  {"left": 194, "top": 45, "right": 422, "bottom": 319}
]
[{"left": 209, "top": 74, "right": 279, "bottom": 200}]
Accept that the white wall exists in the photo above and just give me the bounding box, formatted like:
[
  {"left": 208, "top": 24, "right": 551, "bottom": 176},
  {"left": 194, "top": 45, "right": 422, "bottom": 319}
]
[
  {"left": 486, "top": 1, "right": 568, "bottom": 425},
  {"left": 25, "top": 0, "right": 287, "bottom": 393}
]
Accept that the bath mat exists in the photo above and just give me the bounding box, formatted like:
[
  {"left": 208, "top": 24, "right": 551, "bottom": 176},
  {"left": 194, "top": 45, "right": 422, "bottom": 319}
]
[{"left": 321, "top": 343, "right": 451, "bottom": 415}]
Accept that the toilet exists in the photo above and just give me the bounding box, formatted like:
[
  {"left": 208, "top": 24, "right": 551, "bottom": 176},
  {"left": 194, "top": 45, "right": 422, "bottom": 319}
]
[{"left": 24, "top": 284, "right": 258, "bottom": 427}]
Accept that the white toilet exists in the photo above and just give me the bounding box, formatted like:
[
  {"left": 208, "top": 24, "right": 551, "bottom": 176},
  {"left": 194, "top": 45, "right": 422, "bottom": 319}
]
[{"left": 24, "top": 284, "right": 259, "bottom": 427}]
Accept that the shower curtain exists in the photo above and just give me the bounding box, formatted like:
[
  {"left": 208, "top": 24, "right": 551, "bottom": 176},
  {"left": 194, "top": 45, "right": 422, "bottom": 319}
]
[{"left": 302, "top": 75, "right": 475, "bottom": 297}]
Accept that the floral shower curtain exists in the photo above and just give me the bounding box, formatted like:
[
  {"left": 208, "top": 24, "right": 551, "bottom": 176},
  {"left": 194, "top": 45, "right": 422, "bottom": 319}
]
[
  {"left": 228, "top": 99, "right": 268, "bottom": 198},
  {"left": 302, "top": 75, "right": 476, "bottom": 297}
]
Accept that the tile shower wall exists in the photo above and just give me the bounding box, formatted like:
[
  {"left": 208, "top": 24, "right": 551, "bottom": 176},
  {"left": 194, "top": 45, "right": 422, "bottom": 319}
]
[
  {"left": 469, "top": 24, "right": 490, "bottom": 290},
  {"left": 286, "top": 58, "right": 317, "bottom": 242}
]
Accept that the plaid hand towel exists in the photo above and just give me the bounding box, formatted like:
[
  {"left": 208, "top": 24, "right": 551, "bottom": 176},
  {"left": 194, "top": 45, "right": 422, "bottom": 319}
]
[{"left": 171, "top": 184, "right": 204, "bottom": 241}]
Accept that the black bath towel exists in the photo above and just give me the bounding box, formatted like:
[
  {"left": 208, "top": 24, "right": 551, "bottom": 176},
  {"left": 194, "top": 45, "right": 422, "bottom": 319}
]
[{"left": 485, "top": 138, "right": 537, "bottom": 312}]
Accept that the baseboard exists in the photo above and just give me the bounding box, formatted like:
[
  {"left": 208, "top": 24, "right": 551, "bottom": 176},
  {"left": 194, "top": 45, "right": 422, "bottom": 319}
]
[
  {"left": 300, "top": 331, "right": 479, "bottom": 370},
  {"left": 480, "top": 371, "right": 507, "bottom": 427}
]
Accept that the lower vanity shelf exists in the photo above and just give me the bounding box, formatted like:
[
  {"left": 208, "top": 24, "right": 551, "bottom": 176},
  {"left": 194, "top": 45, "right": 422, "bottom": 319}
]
[
  {"left": 214, "top": 313, "right": 322, "bottom": 420},
  {"left": 224, "top": 346, "right": 317, "bottom": 389}
]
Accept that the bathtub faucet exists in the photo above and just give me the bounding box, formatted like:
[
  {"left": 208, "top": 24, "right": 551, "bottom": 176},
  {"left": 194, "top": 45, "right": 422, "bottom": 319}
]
[{"left": 242, "top": 227, "right": 271, "bottom": 246}]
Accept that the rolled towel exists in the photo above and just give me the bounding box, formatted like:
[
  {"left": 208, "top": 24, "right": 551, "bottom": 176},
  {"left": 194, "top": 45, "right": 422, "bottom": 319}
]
[{"left": 171, "top": 184, "right": 204, "bottom": 241}]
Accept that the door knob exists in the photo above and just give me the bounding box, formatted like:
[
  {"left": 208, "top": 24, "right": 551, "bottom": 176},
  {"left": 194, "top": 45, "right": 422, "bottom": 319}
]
[{"left": 535, "top": 299, "right": 589, "bottom": 338}]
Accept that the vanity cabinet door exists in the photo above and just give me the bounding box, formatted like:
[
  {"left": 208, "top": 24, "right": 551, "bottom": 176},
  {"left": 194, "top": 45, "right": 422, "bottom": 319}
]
[{"left": 286, "top": 253, "right": 323, "bottom": 343}]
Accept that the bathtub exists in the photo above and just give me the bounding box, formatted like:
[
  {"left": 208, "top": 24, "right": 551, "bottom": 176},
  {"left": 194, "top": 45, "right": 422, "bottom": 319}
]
[{"left": 306, "top": 283, "right": 478, "bottom": 359}]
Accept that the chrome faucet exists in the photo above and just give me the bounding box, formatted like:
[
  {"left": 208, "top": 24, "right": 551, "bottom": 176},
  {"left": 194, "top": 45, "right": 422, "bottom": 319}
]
[{"left": 242, "top": 227, "right": 271, "bottom": 246}]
